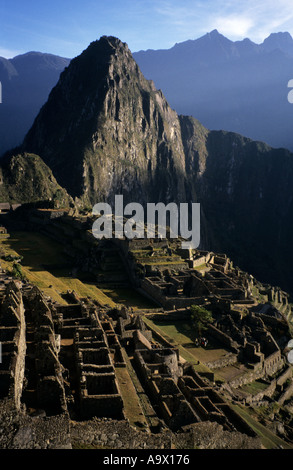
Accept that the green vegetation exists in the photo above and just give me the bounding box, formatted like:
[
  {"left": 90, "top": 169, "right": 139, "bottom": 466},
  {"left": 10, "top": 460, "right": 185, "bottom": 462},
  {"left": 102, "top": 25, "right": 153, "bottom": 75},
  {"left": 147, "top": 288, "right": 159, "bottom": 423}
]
[
  {"left": 100, "top": 287, "right": 157, "bottom": 309},
  {"left": 256, "top": 402, "right": 281, "bottom": 420},
  {"left": 115, "top": 366, "right": 148, "bottom": 428},
  {"left": 240, "top": 379, "right": 269, "bottom": 396},
  {"left": 231, "top": 404, "right": 293, "bottom": 449},
  {"left": 11, "top": 262, "right": 26, "bottom": 281},
  {"left": 0, "top": 153, "right": 71, "bottom": 206},
  {"left": 190, "top": 305, "right": 213, "bottom": 337},
  {"left": 0, "top": 231, "right": 115, "bottom": 306},
  {"left": 193, "top": 263, "right": 208, "bottom": 272},
  {"left": 2, "top": 254, "right": 23, "bottom": 262}
]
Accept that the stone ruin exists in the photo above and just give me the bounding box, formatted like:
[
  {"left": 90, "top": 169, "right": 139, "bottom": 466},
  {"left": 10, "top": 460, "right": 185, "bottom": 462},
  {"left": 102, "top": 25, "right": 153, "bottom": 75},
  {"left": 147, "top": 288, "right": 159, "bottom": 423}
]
[
  {"left": 138, "top": 251, "right": 255, "bottom": 311},
  {"left": 0, "top": 277, "right": 26, "bottom": 411},
  {"left": 17, "top": 210, "right": 292, "bottom": 323},
  {"left": 105, "top": 304, "right": 256, "bottom": 435},
  {"left": 0, "top": 219, "right": 292, "bottom": 448},
  {"left": 116, "top": 306, "right": 152, "bottom": 348},
  {"left": 0, "top": 251, "right": 290, "bottom": 437},
  {"left": 74, "top": 322, "right": 124, "bottom": 420},
  {"left": 21, "top": 286, "right": 67, "bottom": 416},
  {"left": 203, "top": 309, "right": 287, "bottom": 388},
  {"left": 0, "top": 272, "right": 125, "bottom": 422},
  {"left": 132, "top": 331, "right": 255, "bottom": 435}
]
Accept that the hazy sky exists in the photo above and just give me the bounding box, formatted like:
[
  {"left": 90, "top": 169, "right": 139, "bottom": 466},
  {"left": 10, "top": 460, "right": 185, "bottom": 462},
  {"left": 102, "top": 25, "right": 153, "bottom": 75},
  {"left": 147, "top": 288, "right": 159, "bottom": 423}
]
[{"left": 1, "top": 0, "right": 293, "bottom": 58}]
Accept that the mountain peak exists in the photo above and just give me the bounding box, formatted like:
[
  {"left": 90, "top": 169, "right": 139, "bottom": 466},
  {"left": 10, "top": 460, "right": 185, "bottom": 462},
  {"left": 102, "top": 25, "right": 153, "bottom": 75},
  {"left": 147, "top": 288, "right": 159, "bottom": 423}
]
[
  {"left": 264, "top": 31, "right": 292, "bottom": 41},
  {"left": 82, "top": 35, "right": 130, "bottom": 57},
  {"left": 209, "top": 29, "right": 221, "bottom": 36},
  {"left": 99, "top": 35, "right": 128, "bottom": 48},
  {"left": 22, "top": 35, "right": 186, "bottom": 204},
  {"left": 262, "top": 31, "right": 293, "bottom": 55},
  {"left": 67, "top": 35, "right": 134, "bottom": 77},
  {"left": 10, "top": 51, "right": 70, "bottom": 73},
  {"left": 204, "top": 29, "right": 229, "bottom": 42}
]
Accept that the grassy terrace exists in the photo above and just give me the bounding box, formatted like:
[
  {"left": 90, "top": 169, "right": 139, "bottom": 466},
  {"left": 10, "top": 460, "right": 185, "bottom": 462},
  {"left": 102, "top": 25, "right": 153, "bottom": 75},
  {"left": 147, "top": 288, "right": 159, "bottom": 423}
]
[
  {"left": 240, "top": 379, "right": 270, "bottom": 396},
  {"left": 114, "top": 365, "right": 149, "bottom": 429},
  {"left": 100, "top": 287, "right": 157, "bottom": 309},
  {"left": 0, "top": 231, "right": 116, "bottom": 306},
  {"left": 116, "top": 349, "right": 160, "bottom": 430},
  {"left": 231, "top": 404, "right": 293, "bottom": 449},
  {"left": 131, "top": 248, "right": 186, "bottom": 266},
  {"left": 0, "top": 231, "right": 159, "bottom": 310}
]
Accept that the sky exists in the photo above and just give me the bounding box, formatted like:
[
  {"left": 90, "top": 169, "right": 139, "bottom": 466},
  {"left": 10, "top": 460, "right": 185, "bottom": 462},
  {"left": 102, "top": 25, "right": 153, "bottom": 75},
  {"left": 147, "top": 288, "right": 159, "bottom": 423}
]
[{"left": 1, "top": 0, "right": 293, "bottom": 59}]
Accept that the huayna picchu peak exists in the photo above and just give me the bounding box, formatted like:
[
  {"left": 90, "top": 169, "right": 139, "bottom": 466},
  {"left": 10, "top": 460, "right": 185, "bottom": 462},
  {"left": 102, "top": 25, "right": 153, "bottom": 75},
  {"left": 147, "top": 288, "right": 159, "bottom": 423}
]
[{"left": 22, "top": 35, "right": 188, "bottom": 207}]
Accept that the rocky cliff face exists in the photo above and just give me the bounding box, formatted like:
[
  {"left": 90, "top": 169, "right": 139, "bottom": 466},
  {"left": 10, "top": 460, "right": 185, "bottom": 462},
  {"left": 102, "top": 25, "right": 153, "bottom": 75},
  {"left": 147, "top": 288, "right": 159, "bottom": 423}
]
[
  {"left": 180, "top": 115, "right": 293, "bottom": 292},
  {"left": 2, "top": 36, "right": 293, "bottom": 294},
  {"left": 0, "top": 153, "right": 71, "bottom": 206}
]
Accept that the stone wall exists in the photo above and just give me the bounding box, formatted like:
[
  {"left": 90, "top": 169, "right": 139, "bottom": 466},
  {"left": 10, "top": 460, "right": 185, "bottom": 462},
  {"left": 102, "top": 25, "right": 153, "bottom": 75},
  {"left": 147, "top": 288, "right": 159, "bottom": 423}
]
[
  {"left": 141, "top": 277, "right": 205, "bottom": 310},
  {"left": 74, "top": 320, "right": 124, "bottom": 420},
  {"left": 278, "top": 381, "right": 293, "bottom": 406},
  {"left": 263, "top": 350, "right": 284, "bottom": 376},
  {"left": 25, "top": 287, "right": 67, "bottom": 415},
  {"left": 0, "top": 397, "right": 262, "bottom": 449},
  {"left": 203, "top": 352, "right": 238, "bottom": 370},
  {"left": 207, "top": 324, "right": 240, "bottom": 353},
  {"left": 177, "top": 369, "right": 256, "bottom": 437},
  {"left": 0, "top": 281, "right": 26, "bottom": 410},
  {"left": 277, "top": 366, "right": 292, "bottom": 389}
]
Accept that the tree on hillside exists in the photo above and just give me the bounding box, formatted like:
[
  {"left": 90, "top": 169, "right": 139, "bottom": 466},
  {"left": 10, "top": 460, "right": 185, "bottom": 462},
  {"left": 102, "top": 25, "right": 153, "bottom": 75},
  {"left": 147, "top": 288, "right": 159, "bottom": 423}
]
[
  {"left": 12, "top": 262, "right": 26, "bottom": 281},
  {"left": 190, "top": 305, "right": 213, "bottom": 337}
]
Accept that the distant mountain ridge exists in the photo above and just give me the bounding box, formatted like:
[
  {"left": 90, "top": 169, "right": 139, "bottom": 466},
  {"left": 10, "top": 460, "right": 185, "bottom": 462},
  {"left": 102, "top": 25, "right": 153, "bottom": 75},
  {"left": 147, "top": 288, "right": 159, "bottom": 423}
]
[
  {"left": 0, "top": 51, "right": 70, "bottom": 157},
  {"left": 1, "top": 30, "right": 293, "bottom": 155},
  {"left": 149, "top": 30, "right": 293, "bottom": 58},
  {"left": 262, "top": 31, "right": 293, "bottom": 56},
  {"left": 133, "top": 30, "right": 293, "bottom": 151}
]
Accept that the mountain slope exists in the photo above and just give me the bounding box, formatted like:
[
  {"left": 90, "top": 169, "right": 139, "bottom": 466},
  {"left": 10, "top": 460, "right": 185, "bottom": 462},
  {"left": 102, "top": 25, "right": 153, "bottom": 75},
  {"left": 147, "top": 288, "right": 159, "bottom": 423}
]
[
  {"left": 180, "top": 115, "right": 293, "bottom": 292},
  {"left": 0, "top": 152, "right": 71, "bottom": 206},
  {"left": 133, "top": 30, "right": 293, "bottom": 151}
]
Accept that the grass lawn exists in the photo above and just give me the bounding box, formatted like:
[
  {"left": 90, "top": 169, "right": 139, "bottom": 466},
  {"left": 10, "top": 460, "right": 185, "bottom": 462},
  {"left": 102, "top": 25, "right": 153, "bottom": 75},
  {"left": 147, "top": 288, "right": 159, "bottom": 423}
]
[
  {"left": 231, "top": 404, "right": 293, "bottom": 449},
  {"left": 101, "top": 287, "right": 157, "bottom": 309},
  {"left": 150, "top": 319, "right": 229, "bottom": 362},
  {"left": 115, "top": 367, "right": 148, "bottom": 429},
  {"left": 1, "top": 230, "right": 68, "bottom": 266},
  {"left": 214, "top": 364, "right": 247, "bottom": 382},
  {"left": 0, "top": 231, "right": 116, "bottom": 306},
  {"left": 240, "top": 379, "right": 270, "bottom": 396},
  {"left": 194, "top": 263, "right": 209, "bottom": 272}
]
